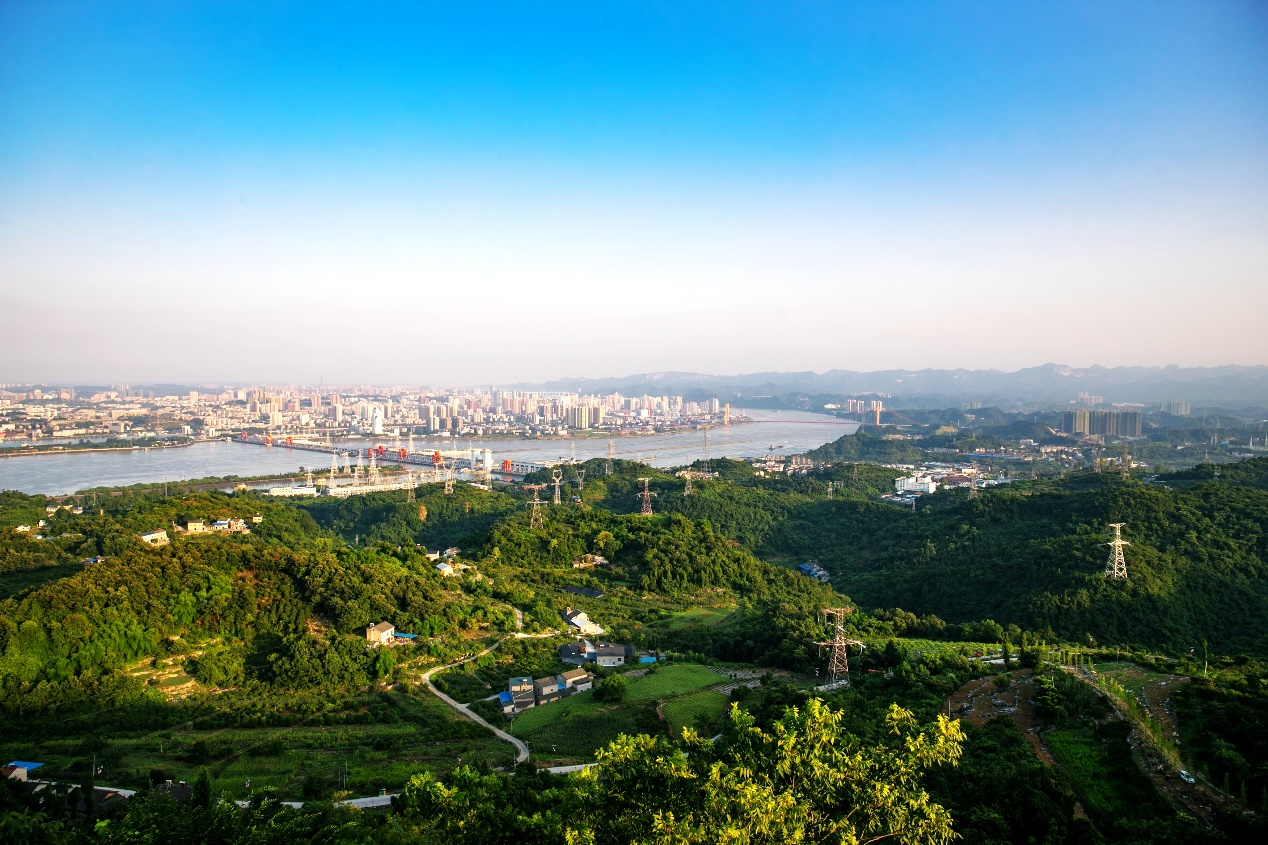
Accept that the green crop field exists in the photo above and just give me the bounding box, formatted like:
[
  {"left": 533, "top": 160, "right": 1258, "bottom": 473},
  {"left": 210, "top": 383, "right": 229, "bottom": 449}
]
[
  {"left": 625, "top": 664, "right": 721, "bottom": 702},
  {"left": 508, "top": 664, "right": 725, "bottom": 762},
  {"left": 509, "top": 689, "right": 603, "bottom": 734},
  {"left": 662, "top": 690, "right": 729, "bottom": 735},
  {"left": 1, "top": 690, "right": 514, "bottom": 802},
  {"left": 660, "top": 606, "right": 736, "bottom": 631}
]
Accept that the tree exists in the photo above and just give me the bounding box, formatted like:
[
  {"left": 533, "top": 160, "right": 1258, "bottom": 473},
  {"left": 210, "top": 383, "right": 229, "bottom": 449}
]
[
  {"left": 569, "top": 699, "right": 964, "bottom": 844},
  {"left": 192, "top": 767, "right": 211, "bottom": 811},
  {"left": 594, "top": 674, "right": 627, "bottom": 702}
]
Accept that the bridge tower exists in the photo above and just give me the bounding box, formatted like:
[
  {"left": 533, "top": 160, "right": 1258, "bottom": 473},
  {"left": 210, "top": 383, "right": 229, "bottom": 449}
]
[
  {"left": 636, "top": 478, "right": 657, "bottom": 516},
  {"left": 1104, "top": 522, "right": 1129, "bottom": 580},
  {"left": 816, "top": 607, "right": 865, "bottom": 689}
]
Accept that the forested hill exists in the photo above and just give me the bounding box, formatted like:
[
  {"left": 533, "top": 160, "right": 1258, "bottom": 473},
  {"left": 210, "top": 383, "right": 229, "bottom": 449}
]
[
  {"left": 766, "top": 467, "right": 1268, "bottom": 654},
  {"left": 1163, "top": 456, "right": 1268, "bottom": 490}
]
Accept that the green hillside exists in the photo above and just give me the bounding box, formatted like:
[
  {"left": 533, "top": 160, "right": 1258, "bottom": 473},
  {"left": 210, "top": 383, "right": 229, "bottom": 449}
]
[{"left": 764, "top": 466, "right": 1268, "bottom": 654}]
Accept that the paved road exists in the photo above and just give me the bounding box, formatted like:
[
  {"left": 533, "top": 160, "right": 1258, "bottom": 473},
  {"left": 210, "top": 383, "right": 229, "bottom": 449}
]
[{"left": 420, "top": 639, "right": 530, "bottom": 764}]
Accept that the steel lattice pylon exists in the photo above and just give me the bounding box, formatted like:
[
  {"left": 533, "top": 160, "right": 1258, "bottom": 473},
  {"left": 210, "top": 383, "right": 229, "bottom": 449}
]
[
  {"left": 551, "top": 469, "right": 563, "bottom": 505},
  {"left": 606, "top": 440, "right": 615, "bottom": 476},
  {"left": 1104, "top": 522, "right": 1129, "bottom": 580},
  {"left": 524, "top": 484, "right": 547, "bottom": 529},
  {"left": 636, "top": 477, "right": 657, "bottom": 516},
  {"left": 816, "top": 607, "right": 865, "bottom": 689}
]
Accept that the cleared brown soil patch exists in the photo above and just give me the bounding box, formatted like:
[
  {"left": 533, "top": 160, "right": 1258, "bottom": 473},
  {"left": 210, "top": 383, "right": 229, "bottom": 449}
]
[{"left": 947, "top": 670, "right": 1054, "bottom": 766}]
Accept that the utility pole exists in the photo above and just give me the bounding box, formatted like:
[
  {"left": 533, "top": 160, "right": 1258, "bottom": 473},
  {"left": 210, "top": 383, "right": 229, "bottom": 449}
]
[
  {"left": 551, "top": 468, "right": 563, "bottom": 505},
  {"left": 606, "top": 440, "right": 615, "bottom": 476},
  {"left": 815, "top": 608, "right": 864, "bottom": 689},
  {"left": 636, "top": 478, "right": 657, "bottom": 516},
  {"left": 525, "top": 484, "right": 546, "bottom": 529},
  {"left": 1103, "top": 522, "right": 1129, "bottom": 580}
]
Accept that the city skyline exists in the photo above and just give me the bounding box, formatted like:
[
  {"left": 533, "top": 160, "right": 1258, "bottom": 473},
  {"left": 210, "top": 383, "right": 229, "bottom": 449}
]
[{"left": 3, "top": 2, "right": 1267, "bottom": 383}]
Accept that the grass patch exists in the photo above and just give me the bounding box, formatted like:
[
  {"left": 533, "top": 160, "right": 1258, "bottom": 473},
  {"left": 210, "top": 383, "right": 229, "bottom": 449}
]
[
  {"left": 662, "top": 690, "right": 729, "bottom": 735},
  {"left": 625, "top": 664, "right": 720, "bottom": 702},
  {"left": 1046, "top": 722, "right": 1166, "bottom": 823}
]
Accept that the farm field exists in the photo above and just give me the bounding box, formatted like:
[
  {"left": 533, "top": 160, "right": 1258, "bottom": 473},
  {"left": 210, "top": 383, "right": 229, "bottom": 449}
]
[
  {"left": 625, "top": 663, "right": 721, "bottom": 702},
  {"left": 659, "top": 605, "right": 736, "bottom": 631},
  {"left": 1, "top": 690, "right": 514, "bottom": 802},
  {"left": 509, "top": 663, "right": 725, "bottom": 762},
  {"left": 662, "top": 689, "right": 729, "bottom": 735}
]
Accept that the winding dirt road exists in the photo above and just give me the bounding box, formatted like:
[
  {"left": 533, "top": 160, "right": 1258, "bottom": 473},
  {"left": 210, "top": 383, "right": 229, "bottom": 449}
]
[{"left": 418, "top": 637, "right": 534, "bottom": 764}]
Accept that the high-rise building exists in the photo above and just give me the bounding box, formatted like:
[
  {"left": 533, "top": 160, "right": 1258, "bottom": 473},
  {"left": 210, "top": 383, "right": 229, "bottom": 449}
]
[{"left": 1061, "top": 409, "right": 1140, "bottom": 437}]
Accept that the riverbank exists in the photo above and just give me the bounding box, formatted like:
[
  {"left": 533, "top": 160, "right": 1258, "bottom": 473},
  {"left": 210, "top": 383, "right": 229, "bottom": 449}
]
[{"left": 0, "top": 438, "right": 199, "bottom": 458}]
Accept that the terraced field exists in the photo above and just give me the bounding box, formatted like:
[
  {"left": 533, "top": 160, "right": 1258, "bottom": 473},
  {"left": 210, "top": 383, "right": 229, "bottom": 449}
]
[
  {"left": 625, "top": 664, "right": 721, "bottom": 702},
  {"left": 662, "top": 690, "right": 730, "bottom": 735}
]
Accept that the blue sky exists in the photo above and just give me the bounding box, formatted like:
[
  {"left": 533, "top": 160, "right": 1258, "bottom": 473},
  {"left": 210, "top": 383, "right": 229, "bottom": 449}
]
[{"left": 2, "top": 1, "right": 1266, "bottom": 384}]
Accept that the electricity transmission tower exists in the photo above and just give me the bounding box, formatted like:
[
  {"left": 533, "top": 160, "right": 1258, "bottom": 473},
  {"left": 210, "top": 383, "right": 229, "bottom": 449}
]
[
  {"left": 636, "top": 478, "right": 657, "bottom": 516},
  {"left": 574, "top": 468, "right": 586, "bottom": 504},
  {"left": 606, "top": 440, "right": 615, "bottom": 476},
  {"left": 1103, "top": 522, "right": 1129, "bottom": 580},
  {"left": 551, "top": 468, "right": 563, "bottom": 505},
  {"left": 524, "top": 484, "right": 547, "bottom": 529},
  {"left": 406, "top": 471, "right": 415, "bottom": 503},
  {"left": 434, "top": 454, "right": 455, "bottom": 494},
  {"left": 702, "top": 429, "right": 710, "bottom": 474},
  {"left": 682, "top": 469, "right": 696, "bottom": 496},
  {"left": 816, "top": 608, "right": 865, "bottom": 689}
]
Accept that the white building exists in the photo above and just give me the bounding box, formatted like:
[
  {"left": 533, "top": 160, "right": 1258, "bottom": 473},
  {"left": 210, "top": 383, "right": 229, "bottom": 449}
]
[{"left": 895, "top": 475, "right": 938, "bottom": 494}]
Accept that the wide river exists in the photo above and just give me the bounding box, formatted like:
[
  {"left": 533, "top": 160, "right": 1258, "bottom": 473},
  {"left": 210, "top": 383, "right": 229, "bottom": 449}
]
[{"left": 0, "top": 409, "right": 859, "bottom": 496}]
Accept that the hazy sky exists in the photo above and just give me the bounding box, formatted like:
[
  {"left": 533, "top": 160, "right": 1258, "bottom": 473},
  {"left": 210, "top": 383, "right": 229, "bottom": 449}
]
[{"left": 2, "top": 1, "right": 1266, "bottom": 385}]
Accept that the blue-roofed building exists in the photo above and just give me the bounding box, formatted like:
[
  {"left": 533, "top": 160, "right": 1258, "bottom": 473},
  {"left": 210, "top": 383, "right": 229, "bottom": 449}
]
[{"left": 497, "top": 690, "right": 515, "bottom": 714}]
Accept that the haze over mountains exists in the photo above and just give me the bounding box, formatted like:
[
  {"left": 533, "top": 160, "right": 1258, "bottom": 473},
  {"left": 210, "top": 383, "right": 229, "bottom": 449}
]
[{"left": 520, "top": 364, "right": 1268, "bottom": 406}]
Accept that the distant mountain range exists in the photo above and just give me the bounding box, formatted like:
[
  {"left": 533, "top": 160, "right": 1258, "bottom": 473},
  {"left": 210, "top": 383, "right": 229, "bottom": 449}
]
[{"left": 514, "top": 364, "right": 1268, "bottom": 406}]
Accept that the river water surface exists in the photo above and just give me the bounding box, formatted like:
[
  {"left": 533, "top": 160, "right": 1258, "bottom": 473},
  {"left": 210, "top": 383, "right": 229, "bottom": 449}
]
[{"left": 0, "top": 409, "right": 858, "bottom": 495}]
